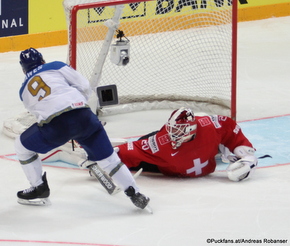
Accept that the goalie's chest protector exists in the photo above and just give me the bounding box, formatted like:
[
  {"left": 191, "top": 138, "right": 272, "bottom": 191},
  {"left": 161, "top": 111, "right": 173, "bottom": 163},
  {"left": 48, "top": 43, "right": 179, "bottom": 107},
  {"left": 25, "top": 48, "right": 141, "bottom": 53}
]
[{"left": 153, "top": 123, "right": 220, "bottom": 177}]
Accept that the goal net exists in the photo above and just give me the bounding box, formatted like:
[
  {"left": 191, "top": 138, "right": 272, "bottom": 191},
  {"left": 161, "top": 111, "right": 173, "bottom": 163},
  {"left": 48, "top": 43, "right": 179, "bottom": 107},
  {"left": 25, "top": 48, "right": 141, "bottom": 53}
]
[
  {"left": 63, "top": 0, "right": 237, "bottom": 118},
  {"left": 2, "top": 0, "right": 237, "bottom": 138}
]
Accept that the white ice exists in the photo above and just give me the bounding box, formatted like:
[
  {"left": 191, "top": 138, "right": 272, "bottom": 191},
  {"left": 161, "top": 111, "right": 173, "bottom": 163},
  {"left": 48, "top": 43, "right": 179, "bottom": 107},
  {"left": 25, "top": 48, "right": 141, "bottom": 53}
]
[{"left": 0, "top": 16, "right": 290, "bottom": 246}]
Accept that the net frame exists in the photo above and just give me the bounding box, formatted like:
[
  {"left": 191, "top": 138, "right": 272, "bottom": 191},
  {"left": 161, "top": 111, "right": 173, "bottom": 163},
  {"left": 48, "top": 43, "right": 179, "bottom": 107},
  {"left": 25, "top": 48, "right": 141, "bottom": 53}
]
[
  {"left": 2, "top": 0, "right": 238, "bottom": 139},
  {"left": 65, "top": 0, "right": 237, "bottom": 119}
]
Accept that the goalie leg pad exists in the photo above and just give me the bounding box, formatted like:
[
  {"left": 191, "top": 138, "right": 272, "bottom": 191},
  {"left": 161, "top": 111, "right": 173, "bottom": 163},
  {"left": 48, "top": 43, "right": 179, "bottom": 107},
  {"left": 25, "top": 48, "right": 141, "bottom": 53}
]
[{"left": 227, "top": 155, "right": 258, "bottom": 181}]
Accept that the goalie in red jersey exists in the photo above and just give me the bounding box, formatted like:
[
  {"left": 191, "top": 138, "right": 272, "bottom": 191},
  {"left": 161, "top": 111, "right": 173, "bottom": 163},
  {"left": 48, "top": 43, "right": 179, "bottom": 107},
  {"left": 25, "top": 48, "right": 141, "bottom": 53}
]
[{"left": 116, "top": 107, "right": 258, "bottom": 181}]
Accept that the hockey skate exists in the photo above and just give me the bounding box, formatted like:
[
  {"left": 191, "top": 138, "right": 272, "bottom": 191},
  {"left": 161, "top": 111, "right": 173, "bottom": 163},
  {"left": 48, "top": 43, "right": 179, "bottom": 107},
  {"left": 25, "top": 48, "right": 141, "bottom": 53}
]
[
  {"left": 125, "top": 186, "right": 152, "bottom": 213},
  {"left": 17, "top": 172, "right": 51, "bottom": 206}
]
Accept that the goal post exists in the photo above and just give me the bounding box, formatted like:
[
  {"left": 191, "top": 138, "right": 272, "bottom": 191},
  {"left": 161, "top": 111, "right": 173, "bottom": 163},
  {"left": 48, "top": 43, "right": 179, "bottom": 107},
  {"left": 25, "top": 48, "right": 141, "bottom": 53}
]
[
  {"left": 63, "top": 0, "right": 237, "bottom": 119},
  {"left": 231, "top": 0, "right": 238, "bottom": 121},
  {"left": 1, "top": 0, "right": 237, "bottom": 139}
]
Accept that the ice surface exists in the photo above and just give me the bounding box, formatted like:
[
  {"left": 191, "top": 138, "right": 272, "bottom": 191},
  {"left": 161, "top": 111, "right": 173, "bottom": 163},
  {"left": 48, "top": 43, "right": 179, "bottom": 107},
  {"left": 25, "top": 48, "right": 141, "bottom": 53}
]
[{"left": 0, "top": 16, "right": 290, "bottom": 246}]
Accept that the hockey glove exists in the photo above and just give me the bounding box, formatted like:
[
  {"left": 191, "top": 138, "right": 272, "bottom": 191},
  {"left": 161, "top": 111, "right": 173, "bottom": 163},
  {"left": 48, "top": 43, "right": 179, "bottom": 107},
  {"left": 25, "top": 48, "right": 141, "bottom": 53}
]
[{"left": 227, "top": 155, "right": 258, "bottom": 181}]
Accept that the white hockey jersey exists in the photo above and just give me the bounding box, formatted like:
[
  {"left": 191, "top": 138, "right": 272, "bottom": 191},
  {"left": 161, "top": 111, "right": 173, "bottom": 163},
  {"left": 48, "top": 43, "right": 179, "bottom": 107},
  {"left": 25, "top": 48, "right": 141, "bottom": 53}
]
[{"left": 19, "top": 61, "right": 92, "bottom": 125}]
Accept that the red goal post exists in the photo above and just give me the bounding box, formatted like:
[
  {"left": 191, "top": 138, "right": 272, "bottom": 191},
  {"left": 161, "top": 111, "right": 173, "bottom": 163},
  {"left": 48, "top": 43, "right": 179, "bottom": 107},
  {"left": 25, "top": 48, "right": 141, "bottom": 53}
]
[
  {"left": 65, "top": 0, "right": 238, "bottom": 119},
  {"left": 2, "top": 0, "right": 237, "bottom": 139}
]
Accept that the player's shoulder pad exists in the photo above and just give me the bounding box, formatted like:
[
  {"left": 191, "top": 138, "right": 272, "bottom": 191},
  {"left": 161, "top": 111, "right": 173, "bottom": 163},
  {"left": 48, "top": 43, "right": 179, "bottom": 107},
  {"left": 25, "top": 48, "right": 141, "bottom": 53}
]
[
  {"left": 42, "top": 61, "right": 68, "bottom": 71},
  {"left": 19, "top": 61, "right": 69, "bottom": 101},
  {"left": 24, "top": 61, "right": 68, "bottom": 80}
]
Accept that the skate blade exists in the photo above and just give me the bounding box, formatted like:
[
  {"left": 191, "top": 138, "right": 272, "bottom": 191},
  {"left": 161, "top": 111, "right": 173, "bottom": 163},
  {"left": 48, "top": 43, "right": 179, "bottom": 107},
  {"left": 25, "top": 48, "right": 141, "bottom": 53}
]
[
  {"left": 18, "top": 197, "right": 51, "bottom": 206},
  {"left": 144, "top": 203, "right": 153, "bottom": 214}
]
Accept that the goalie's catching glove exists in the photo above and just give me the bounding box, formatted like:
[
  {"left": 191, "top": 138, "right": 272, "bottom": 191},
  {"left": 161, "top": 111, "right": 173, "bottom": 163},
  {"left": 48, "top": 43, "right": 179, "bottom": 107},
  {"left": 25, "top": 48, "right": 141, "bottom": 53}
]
[
  {"left": 226, "top": 146, "right": 258, "bottom": 182},
  {"left": 227, "top": 155, "right": 258, "bottom": 181}
]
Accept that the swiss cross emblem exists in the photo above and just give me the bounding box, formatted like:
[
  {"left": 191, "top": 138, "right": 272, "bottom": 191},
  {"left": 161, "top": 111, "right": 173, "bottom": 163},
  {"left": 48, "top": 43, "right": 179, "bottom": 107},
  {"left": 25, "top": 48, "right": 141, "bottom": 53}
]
[
  {"left": 198, "top": 117, "right": 211, "bottom": 127},
  {"left": 186, "top": 158, "right": 209, "bottom": 175},
  {"left": 158, "top": 134, "right": 170, "bottom": 145}
]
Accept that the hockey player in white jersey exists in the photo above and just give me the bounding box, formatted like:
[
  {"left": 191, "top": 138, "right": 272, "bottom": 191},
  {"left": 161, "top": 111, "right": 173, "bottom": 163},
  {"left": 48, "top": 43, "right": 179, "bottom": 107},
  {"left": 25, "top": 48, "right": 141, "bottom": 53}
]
[{"left": 15, "top": 47, "right": 150, "bottom": 209}]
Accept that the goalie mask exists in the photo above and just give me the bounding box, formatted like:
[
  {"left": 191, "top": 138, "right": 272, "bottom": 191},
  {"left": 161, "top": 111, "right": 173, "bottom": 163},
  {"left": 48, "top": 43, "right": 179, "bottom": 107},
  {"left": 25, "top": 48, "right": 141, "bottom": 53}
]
[
  {"left": 166, "top": 107, "right": 197, "bottom": 149},
  {"left": 20, "top": 48, "right": 45, "bottom": 73}
]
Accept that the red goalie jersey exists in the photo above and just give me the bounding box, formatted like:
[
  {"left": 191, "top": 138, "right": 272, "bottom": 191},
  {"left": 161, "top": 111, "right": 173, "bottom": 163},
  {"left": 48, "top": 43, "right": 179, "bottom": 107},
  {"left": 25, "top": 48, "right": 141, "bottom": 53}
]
[{"left": 117, "top": 114, "right": 254, "bottom": 178}]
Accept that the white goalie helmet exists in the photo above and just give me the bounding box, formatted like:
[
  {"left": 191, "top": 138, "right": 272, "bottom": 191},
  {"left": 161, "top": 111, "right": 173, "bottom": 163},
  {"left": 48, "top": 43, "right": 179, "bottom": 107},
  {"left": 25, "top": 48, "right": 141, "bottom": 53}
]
[{"left": 166, "top": 107, "right": 197, "bottom": 149}]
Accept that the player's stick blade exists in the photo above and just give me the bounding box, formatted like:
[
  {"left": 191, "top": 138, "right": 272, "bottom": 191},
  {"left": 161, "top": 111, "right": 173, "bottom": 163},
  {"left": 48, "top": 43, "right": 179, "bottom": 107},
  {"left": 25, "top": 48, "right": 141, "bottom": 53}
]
[
  {"left": 111, "top": 187, "right": 122, "bottom": 195},
  {"left": 133, "top": 168, "right": 143, "bottom": 179}
]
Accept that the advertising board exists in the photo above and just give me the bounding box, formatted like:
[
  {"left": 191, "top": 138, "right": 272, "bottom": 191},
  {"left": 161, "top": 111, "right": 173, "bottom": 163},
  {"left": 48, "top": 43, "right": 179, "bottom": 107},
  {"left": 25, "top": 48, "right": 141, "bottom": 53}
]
[{"left": 0, "top": 0, "right": 28, "bottom": 37}]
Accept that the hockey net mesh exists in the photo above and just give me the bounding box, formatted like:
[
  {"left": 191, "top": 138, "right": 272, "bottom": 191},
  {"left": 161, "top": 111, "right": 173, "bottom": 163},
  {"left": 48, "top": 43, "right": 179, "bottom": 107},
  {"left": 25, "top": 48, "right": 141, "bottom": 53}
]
[
  {"left": 64, "top": 0, "right": 236, "bottom": 117},
  {"left": 2, "top": 0, "right": 236, "bottom": 138}
]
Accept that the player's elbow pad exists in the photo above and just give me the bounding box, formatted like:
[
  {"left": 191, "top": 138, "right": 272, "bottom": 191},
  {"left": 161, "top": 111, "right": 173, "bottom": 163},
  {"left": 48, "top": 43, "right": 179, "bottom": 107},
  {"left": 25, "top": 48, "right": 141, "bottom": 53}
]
[{"left": 226, "top": 155, "right": 258, "bottom": 182}]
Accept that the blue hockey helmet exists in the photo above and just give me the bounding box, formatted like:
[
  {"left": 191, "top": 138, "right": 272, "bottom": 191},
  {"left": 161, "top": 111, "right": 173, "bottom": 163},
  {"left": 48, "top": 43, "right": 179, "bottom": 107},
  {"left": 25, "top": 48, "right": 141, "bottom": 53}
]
[{"left": 19, "top": 48, "right": 45, "bottom": 73}]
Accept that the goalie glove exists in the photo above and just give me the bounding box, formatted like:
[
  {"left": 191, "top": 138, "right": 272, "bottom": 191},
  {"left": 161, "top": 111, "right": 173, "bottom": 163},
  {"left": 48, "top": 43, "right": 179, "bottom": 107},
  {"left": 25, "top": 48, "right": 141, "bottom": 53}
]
[{"left": 226, "top": 155, "right": 258, "bottom": 181}]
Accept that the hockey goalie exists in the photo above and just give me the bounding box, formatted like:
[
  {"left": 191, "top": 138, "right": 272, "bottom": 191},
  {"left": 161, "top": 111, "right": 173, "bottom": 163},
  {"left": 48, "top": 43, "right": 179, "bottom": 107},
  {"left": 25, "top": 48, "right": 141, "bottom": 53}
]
[{"left": 44, "top": 107, "right": 258, "bottom": 185}]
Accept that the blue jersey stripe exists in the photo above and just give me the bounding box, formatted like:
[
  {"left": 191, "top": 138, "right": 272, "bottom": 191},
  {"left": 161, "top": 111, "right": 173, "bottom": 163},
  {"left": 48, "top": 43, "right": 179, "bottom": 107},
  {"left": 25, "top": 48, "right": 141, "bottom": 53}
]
[{"left": 19, "top": 61, "right": 68, "bottom": 101}]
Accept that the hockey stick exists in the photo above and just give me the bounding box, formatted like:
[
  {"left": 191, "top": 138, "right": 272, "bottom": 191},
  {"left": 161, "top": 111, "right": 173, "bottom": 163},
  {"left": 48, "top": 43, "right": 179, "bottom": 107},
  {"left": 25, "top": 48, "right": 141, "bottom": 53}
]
[
  {"left": 111, "top": 168, "right": 143, "bottom": 195},
  {"left": 89, "top": 164, "right": 143, "bottom": 195},
  {"left": 89, "top": 164, "right": 117, "bottom": 195},
  {"left": 89, "top": 165, "right": 152, "bottom": 212}
]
